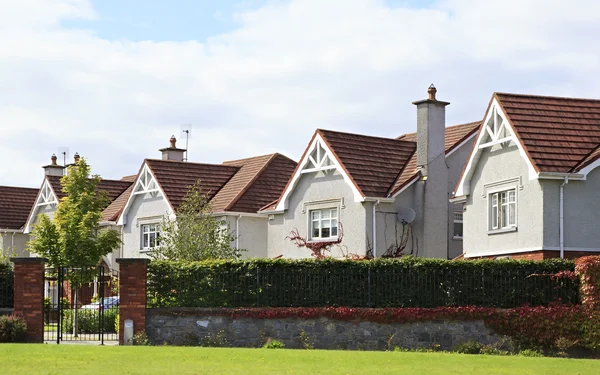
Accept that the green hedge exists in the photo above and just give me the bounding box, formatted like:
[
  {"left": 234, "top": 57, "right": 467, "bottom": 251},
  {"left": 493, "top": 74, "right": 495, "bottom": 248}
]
[
  {"left": 147, "top": 258, "right": 579, "bottom": 308},
  {"left": 62, "top": 308, "right": 118, "bottom": 334},
  {"left": 0, "top": 315, "right": 26, "bottom": 342},
  {"left": 0, "top": 263, "right": 13, "bottom": 308}
]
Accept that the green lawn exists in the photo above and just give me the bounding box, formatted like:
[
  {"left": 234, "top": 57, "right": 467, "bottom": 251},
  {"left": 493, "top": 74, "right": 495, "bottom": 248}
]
[{"left": 0, "top": 345, "right": 598, "bottom": 375}]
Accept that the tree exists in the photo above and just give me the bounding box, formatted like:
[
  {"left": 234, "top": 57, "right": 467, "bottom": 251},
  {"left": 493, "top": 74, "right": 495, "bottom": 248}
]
[
  {"left": 27, "top": 158, "right": 121, "bottom": 336},
  {"left": 151, "top": 181, "right": 243, "bottom": 261}
]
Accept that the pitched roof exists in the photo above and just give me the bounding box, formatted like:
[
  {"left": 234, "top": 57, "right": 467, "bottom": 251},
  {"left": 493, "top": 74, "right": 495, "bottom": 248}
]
[
  {"left": 262, "top": 122, "right": 481, "bottom": 211},
  {"left": 144, "top": 159, "right": 239, "bottom": 211},
  {"left": 390, "top": 121, "right": 481, "bottom": 195},
  {"left": 212, "top": 154, "right": 297, "bottom": 213},
  {"left": 318, "top": 129, "right": 417, "bottom": 197},
  {"left": 0, "top": 186, "right": 39, "bottom": 230},
  {"left": 47, "top": 175, "right": 133, "bottom": 202},
  {"left": 494, "top": 93, "right": 600, "bottom": 173}
]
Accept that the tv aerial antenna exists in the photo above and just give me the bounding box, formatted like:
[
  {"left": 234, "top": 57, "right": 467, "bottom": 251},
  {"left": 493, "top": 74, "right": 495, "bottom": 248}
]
[
  {"left": 57, "top": 146, "right": 70, "bottom": 166},
  {"left": 180, "top": 124, "right": 192, "bottom": 162}
]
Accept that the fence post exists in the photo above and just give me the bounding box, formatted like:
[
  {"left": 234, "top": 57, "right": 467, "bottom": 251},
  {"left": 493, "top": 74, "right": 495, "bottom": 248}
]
[
  {"left": 116, "top": 258, "right": 149, "bottom": 345},
  {"left": 10, "top": 257, "right": 47, "bottom": 343}
]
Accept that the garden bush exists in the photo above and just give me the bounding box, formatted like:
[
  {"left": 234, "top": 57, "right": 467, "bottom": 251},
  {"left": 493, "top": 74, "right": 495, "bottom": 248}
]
[
  {"left": 62, "top": 307, "right": 118, "bottom": 333},
  {"left": 0, "top": 263, "right": 13, "bottom": 308},
  {"left": 148, "top": 258, "right": 578, "bottom": 308},
  {"left": 0, "top": 315, "right": 27, "bottom": 342}
]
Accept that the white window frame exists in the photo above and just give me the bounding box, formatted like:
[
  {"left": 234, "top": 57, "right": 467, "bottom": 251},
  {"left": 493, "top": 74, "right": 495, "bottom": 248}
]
[
  {"left": 453, "top": 211, "right": 463, "bottom": 240},
  {"left": 308, "top": 207, "right": 339, "bottom": 241},
  {"left": 488, "top": 188, "right": 517, "bottom": 233},
  {"left": 140, "top": 223, "right": 161, "bottom": 251}
]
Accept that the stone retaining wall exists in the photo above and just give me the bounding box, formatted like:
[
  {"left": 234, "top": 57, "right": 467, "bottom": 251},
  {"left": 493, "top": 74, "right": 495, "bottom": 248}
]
[{"left": 147, "top": 308, "right": 505, "bottom": 350}]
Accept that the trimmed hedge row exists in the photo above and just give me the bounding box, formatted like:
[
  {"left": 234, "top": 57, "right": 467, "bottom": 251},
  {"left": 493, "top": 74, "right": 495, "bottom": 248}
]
[
  {"left": 0, "top": 263, "right": 13, "bottom": 308},
  {"left": 147, "top": 258, "right": 579, "bottom": 308}
]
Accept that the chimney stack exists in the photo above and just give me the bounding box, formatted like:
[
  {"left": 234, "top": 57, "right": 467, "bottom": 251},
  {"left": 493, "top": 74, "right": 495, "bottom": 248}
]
[
  {"left": 73, "top": 152, "right": 80, "bottom": 163},
  {"left": 159, "top": 135, "right": 186, "bottom": 162},
  {"left": 43, "top": 154, "right": 66, "bottom": 176},
  {"left": 412, "top": 84, "right": 449, "bottom": 176},
  {"left": 412, "top": 84, "right": 449, "bottom": 259}
]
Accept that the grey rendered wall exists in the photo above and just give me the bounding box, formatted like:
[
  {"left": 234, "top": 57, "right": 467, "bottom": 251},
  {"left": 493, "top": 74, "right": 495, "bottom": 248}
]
[
  {"left": 543, "top": 167, "right": 600, "bottom": 251},
  {"left": 446, "top": 138, "right": 475, "bottom": 259},
  {"left": 267, "top": 170, "right": 367, "bottom": 259},
  {"left": 0, "top": 233, "right": 29, "bottom": 257},
  {"left": 463, "top": 144, "right": 544, "bottom": 257},
  {"left": 374, "top": 184, "right": 419, "bottom": 258},
  {"left": 222, "top": 215, "right": 268, "bottom": 258},
  {"left": 122, "top": 193, "right": 170, "bottom": 259}
]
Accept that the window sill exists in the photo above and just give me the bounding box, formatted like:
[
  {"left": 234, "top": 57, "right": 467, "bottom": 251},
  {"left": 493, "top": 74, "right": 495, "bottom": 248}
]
[
  {"left": 308, "top": 237, "right": 339, "bottom": 243},
  {"left": 452, "top": 236, "right": 463, "bottom": 241},
  {"left": 488, "top": 227, "right": 517, "bottom": 235},
  {"left": 139, "top": 249, "right": 156, "bottom": 253}
]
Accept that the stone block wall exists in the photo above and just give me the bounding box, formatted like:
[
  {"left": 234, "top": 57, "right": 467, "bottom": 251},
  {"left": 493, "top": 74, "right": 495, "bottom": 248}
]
[{"left": 147, "top": 308, "right": 504, "bottom": 350}]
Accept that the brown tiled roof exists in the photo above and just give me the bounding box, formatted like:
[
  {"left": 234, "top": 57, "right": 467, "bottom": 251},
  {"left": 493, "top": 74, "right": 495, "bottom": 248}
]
[
  {"left": 390, "top": 122, "right": 481, "bottom": 195},
  {"left": 211, "top": 154, "right": 273, "bottom": 212},
  {"left": 494, "top": 93, "right": 600, "bottom": 173},
  {"left": 0, "top": 186, "right": 39, "bottom": 230},
  {"left": 145, "top": 159, "right": 239, "bottom": 211},
  {"left": 102, "top": 184, "right": 134, "bottom": 222},
  {"left": 47, "top": 176, "right": 132, "bottom": 203},
  {"left": 228, "top": 154, "right": 297, "bottom": 213},
  {"left": 318, "top": 129, "right": 416, "bottom": 197}
]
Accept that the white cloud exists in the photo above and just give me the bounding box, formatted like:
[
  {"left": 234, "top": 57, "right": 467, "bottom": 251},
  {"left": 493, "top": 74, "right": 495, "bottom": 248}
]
[{"left": 1, "top": 0, "right": 600, "bottom": 187}]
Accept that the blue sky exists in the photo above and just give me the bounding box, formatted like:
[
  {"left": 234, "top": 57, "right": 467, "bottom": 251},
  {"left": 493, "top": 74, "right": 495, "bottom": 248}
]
[{"left": 64, "top": 0, "right": 436, "bottom": 42}]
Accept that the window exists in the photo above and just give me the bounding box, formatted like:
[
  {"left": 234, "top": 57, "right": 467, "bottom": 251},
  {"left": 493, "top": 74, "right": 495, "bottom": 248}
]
[
  {"left": 489, "top": 189, "right": 516, "bottom": 230},
  {"left": 141, "top": 223, "right": 160, "bottom": 250},
  {"left": 453, "top": 211, "right": 463, "bottom": 239},
  {"left": 309, "top": 208, "right": 338, "bottom": 240}
]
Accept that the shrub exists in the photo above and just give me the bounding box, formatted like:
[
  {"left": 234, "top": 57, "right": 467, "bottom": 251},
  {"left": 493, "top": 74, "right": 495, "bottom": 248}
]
[
  {"left": 62, "top": 307, "right": 118, "bottom": 333},
  {"left": 0, "top": 315, "right": 27, "bottom": 342},
  {"left": 518, "top": 349, "right": 544, "bottom": 357},
  {"left": 0, "top": 263, "right": 13, "bottom": 308},
  {"left": 453, "top": 340, "right": 483, "bottom": 354},
  {"left": 263, "top": 339, "right": 285, "bottom": 349},
  {"left": 199, "top": 330, "right": 229, "bottom": 347},
  {"left": 132, "top": 331, "right": 150, "bottom": 346},
  {"left": 147, "top": 258, "right": 578, "bottom": 309}
]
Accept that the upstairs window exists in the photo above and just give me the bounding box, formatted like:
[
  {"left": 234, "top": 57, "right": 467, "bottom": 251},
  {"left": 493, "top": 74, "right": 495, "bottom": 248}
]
[
  {"left": 141, "top": 223, "right": 160, "bottom": 250},
  {"left": 309, "top": 208, "right": 338, "bottom": 240},
  {"left": 489, "top": 189, "right": 516, "bottom": 231}
]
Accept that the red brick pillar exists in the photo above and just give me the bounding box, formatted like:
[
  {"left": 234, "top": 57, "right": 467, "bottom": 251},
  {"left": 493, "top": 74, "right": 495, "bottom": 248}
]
[
  {"left": 116, "top": 258, "right": 149, "bottom": 345},
  {"left": 10, "top": 257, "right": 46, "bottom": 343}
]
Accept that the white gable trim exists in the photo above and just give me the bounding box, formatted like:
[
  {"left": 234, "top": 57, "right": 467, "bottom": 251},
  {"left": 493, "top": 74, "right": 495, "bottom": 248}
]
[
  {"left": 445, "top": 129, "right": 478, "bottom": 158},
  {"left": 390, "top": 174, "right": 420, "bottom": 199},
  {"left": 576, "top": 157, "right": 600, "bottom": 177},
  {"left": 23, "top": 179, "right": 59, "bottom": 234},
  {"left": 116, "top": 163, "right": 173, "bottom": 226},
  {"left": 275, "top": 133, "right": 364, "bottom": 211},
  {"left": 455, "top": 99, "right": 537, "bottom": 197}
]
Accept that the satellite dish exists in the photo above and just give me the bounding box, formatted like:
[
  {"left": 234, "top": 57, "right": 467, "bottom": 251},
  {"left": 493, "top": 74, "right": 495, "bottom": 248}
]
[{"left": 397, "top": 208, "right": 416, "bottom": 224}]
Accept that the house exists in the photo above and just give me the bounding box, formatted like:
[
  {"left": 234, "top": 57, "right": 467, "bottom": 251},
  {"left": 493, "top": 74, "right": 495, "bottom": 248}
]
[
  {"left": 261, "top": 86, "right": 481, "bottom": 259},
  {"left": 23, "top": 154, "right": 135, "bottom": 270},
  {"left": 0, "top": 185, "right": 38, "bottom": 257},
  {"left": 453, "top": 93, "right": 600, "bottom": 260},
  {"left": 115, "top": 137, "right": 297, "bottom": 259}
]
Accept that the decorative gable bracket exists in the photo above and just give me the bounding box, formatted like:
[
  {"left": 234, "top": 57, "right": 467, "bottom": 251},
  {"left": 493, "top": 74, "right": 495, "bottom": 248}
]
[{"left": 23, "top": 179, "right": 59, "bottom": 233}]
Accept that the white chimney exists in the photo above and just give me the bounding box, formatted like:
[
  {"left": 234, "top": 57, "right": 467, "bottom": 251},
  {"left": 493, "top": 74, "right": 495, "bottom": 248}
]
[
  {"left": 42, "top": 154, "right": 65, "bottom": 176},
  {"left": 159, "top": 135, "right": 185, "bottom": 162}
]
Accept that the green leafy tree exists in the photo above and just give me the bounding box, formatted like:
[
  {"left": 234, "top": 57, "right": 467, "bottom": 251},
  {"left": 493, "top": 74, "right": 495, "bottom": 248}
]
[
  {"left": 27, "top": 158, "right": 121, "bottom": 336},
  {"left": 151, "top": 181, "right": 243, "bottom": 261}
]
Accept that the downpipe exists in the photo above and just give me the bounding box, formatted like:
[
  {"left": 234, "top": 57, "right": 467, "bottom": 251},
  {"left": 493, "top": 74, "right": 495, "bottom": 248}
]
[{"left": 559, "top": 176, "right": 569, "bottom": 259}]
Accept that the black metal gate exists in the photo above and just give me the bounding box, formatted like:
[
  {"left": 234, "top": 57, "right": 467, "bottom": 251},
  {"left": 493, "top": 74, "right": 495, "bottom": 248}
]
[{"left": 44, "top": 266, "right": 119, "bottom": 344}]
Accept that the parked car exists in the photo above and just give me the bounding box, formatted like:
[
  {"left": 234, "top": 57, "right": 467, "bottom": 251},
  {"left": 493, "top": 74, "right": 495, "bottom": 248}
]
[{"left": 81, "top": 296, "right": 119, "bottom": 311}]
